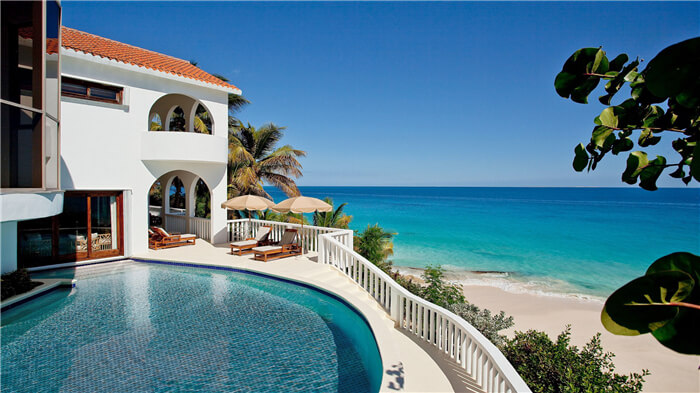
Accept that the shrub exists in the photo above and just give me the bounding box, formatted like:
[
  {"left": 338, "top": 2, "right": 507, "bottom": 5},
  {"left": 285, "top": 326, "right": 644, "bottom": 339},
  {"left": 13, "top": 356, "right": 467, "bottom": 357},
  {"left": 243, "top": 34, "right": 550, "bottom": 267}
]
[
  {"left": 420, "top": 265, "right": 465, "bottom": 307},
  {"left": 447, "top": 302, "right": 514, "bottom": 347},
  {"left": 501, "top": 326, "right": 649, "bottom": 393},
  {"left": 393, "top": 272, "right": 423, "bottom": 297},
  {"left": 1, "top": 269, "right": 41, "bottom": 300}
]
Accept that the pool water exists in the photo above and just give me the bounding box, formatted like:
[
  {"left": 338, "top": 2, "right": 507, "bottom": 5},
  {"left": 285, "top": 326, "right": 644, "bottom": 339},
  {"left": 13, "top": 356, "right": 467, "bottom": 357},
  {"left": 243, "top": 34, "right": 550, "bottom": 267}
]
[{"left": 1, "top": 261, "right": 382, "bottom": 393}]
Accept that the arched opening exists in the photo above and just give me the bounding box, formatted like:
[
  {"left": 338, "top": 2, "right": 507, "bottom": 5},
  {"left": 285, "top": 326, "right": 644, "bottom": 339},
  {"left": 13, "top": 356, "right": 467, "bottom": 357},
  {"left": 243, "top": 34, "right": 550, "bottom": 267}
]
[
  {"left": 148, "top": 171, "right": 213, "bottom": 244},
  {"left": 168, "top": 176, "right": 185, "bottom": 214},
  {"left": 194, "top": 179, "right": 210, "bottom": 218},
  {"left": 148, "top": 180, "right": 162, "bottom": 226},
  {"left": 168, "top": 106, "right": 186, "bottom": 131},
  {"left": 149, "top": 113, "right": 163, "bottom": 131},
  {"left": 193, "top": 104, "right": 212, "bottom": 135},
  {"left": 148, "top": 94, "right": 215, "bottom": 134}
]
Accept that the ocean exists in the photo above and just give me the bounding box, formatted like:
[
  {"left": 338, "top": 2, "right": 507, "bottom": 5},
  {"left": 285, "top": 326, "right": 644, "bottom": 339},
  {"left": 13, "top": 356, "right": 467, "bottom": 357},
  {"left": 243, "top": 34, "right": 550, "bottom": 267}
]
[{"left": 267, "top": 187, "right": 700, "bottom": 300}]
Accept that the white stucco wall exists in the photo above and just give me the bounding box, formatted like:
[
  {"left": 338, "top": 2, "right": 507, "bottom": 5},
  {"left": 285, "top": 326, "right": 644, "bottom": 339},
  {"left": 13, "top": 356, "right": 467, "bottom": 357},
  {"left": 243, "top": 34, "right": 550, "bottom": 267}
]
[{"left": 59, "top": 51, "right": 234, "bottom": 256}]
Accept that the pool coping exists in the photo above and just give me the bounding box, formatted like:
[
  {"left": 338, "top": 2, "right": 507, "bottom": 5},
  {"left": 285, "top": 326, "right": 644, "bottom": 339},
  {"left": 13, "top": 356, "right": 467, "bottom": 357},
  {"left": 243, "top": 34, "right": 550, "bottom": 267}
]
[{"left": 1, "top": 278, "right": 76, "bottom": 312}]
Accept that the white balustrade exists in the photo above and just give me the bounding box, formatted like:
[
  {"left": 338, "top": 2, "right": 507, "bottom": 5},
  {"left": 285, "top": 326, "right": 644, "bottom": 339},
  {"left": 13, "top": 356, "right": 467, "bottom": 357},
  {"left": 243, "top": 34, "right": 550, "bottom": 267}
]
[
  {"left": 164, "top": 213, "right": 187, "bottom": 235},
  {"left": 318, "top": 231, "right": 532, "bottom": 393},
  {"left": 226, "top": 219, "right": 352, "bottom": 252},
  {"left": 224, "top": 218, "right": 530, "bottom": 392},
  {"left": 190, "top": 217, "right": 211, "bottom": 241}
]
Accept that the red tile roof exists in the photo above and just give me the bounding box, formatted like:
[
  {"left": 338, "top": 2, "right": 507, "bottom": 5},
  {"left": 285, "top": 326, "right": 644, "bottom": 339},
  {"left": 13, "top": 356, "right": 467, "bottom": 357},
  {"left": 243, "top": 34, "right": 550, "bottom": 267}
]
[{"left": 59, "top": 27, "right": 239, "bottom": 91}]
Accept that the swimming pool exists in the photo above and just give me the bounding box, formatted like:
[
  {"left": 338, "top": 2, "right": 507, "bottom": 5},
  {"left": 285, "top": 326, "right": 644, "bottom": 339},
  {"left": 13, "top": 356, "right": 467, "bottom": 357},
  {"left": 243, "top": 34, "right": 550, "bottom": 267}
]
[{"left": 1, "top": 261, "right": 383, "bottom": 392}]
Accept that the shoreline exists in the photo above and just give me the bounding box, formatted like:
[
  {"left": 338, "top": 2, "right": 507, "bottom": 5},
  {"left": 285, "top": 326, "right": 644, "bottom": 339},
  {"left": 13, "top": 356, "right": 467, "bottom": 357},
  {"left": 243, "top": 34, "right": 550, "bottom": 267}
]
[{"left": 393, "top": 265, "right": 607, "bottom": 303}]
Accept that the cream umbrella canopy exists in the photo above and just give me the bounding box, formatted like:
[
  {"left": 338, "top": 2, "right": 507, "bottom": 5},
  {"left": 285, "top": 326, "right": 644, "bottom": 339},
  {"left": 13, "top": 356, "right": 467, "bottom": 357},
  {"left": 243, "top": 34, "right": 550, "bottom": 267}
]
[
  {"left": 271, "top": 196, "right": 332, "bottom": 253},
  {"left": 221, "top": 195, "right": 275, "bottom": 238}
]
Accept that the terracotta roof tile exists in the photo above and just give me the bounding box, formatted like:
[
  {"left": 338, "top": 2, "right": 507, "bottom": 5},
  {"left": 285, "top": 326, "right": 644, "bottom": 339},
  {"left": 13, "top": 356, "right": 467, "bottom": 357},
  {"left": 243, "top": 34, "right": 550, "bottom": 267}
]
[{"left": 60, "top": 27, "right": 239, "bottom": 91}]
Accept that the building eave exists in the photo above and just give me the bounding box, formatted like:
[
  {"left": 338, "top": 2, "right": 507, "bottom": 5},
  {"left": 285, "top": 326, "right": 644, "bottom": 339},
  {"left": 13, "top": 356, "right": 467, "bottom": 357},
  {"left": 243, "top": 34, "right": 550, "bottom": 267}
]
[{"left": 61, "top": 48, "right": 242, "bottom": 95}]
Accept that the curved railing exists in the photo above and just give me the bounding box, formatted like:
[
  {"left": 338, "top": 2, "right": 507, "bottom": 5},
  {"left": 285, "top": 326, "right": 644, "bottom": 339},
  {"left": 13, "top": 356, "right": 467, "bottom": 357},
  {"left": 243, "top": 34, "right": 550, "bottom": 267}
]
[
  {"left": 318, "top": 231, "right": 532, "bottom": 393},
  {"left": 226, "top": 219, "right": 353, "bottom": 252}
]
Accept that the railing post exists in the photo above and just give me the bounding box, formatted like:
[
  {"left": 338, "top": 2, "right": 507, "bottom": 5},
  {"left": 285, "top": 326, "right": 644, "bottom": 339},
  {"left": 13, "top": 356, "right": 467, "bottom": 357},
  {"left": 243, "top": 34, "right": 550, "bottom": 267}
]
[{"left": 390, "top": 288, "right": 400, "bottom": 323}]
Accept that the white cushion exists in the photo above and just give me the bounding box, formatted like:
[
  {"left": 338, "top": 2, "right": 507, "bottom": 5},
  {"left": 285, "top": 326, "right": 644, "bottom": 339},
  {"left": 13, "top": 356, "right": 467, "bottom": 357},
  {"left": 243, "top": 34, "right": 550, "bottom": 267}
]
[
  {"left": 231, "top": 240, "right": 257, "bottom": 247},
  {"left": 253, "top": 246, "right": 281, "bottom": 252},
  {"left": 179, "top": 234, "right": 196, "bottom": 239}
]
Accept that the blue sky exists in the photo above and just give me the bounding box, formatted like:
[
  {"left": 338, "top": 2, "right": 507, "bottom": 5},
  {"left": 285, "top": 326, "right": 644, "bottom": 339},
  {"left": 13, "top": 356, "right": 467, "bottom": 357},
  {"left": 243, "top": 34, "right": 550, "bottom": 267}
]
[{"left": 63, "top": 1, "right": 699, "bottom": 187}]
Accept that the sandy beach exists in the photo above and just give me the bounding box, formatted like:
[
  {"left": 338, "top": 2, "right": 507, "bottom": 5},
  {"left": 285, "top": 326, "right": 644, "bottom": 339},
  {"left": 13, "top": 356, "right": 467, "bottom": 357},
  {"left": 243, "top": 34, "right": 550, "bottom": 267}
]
[{"left": 462, "top": 284, "right": 699, "bottom": 393}]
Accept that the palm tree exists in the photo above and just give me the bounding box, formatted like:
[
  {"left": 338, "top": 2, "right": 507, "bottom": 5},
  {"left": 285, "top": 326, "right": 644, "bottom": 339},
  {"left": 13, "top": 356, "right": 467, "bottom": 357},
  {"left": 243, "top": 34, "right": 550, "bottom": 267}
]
[
  {"left": 313, "top": 197, "right": 352, "bottom": 229},
  {"left": 354, "top": 224, "right": 396, "bottom": 272},
  {"left": 228, "top": 122, "right": 306, "bottom": 198}
]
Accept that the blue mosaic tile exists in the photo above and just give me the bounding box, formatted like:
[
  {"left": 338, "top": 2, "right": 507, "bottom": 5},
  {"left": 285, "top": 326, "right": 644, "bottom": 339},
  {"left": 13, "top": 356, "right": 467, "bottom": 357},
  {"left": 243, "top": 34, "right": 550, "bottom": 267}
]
[{"left": 2, "top": 262, "right": 381, "bottom": 392}]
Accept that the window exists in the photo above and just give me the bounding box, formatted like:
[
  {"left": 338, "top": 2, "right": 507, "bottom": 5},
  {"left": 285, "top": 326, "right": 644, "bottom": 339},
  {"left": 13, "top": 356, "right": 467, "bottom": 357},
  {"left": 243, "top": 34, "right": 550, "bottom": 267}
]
[{"left": 61, "top": 77, "right": 123, "bottom": 104}]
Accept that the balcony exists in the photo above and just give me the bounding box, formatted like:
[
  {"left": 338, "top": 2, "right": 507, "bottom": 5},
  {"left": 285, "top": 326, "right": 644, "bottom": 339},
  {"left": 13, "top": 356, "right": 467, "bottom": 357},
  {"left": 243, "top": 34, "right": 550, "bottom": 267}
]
[{"left": 140, "top": 131, "right": 227, "bottom": 165}]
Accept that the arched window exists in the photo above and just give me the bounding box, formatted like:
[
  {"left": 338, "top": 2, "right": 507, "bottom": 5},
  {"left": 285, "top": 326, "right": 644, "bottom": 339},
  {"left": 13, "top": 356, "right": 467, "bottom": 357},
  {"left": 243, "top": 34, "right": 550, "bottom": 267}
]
[
  {"left": 194, "top": 179, "right": 210, "bottom": 218},
  {"left": 149, "top": 181, "right": 162, "bottom": 206},
  {"left": 149, "top": 113, "right": 163, "bottom": 131},
  {"left": 193, "top": 104, "right": 212, "bottom": 134},
  {"left": 169, "top": 177, "right": 185, "bottom": 214},
  {"left": 168, "top": 107, "right": 186, "bottom": 131}
]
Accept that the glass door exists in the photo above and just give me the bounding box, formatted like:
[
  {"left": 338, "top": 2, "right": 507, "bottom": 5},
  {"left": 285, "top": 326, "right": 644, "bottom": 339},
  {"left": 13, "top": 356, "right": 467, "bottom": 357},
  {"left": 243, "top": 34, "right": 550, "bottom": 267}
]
[
  {"left": 58, "top": 195, "right": 88, "bottom": 260},
  {"left": 90, "top": 195, "right": 120, "bottom": 257}
]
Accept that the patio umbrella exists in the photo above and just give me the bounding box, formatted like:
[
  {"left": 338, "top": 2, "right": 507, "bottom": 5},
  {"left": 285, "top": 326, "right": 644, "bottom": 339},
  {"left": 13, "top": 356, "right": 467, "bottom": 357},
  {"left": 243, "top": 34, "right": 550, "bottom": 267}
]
[
  {"left": 272, "top": 196, "right": 332, "bottom": 253},
  {"left": 221, "top": 195, "right": 275, "bottom": 237}
]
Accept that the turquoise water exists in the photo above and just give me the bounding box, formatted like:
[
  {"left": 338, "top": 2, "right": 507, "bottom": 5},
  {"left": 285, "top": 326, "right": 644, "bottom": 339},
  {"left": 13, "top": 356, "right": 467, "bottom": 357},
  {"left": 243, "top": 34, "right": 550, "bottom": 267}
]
[
  {"left": 269, "top": 187, "right": 700, "bottom": 298},
  {"left": 2, "top": 262, "right": 382, "bottom": 393}
]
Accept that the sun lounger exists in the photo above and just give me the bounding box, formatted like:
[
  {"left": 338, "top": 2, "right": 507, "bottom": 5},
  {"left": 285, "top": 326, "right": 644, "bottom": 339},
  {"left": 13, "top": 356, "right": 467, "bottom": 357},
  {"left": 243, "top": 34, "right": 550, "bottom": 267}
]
[
  {"left": 230, "top": 226, "right": 272, "bottom": 255},
  {"left": 150, "top": 227, "right": 196, "bottom": 250},
  {"left": 252, "top": 229, "right": 301, "bottom": 262}
]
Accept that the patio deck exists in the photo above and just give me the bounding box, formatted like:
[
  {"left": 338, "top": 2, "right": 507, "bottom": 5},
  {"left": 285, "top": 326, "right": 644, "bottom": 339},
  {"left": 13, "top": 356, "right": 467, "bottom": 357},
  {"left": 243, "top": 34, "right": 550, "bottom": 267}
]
[{"left": 137, "top": 241, "right": 482, "bottom": 393}]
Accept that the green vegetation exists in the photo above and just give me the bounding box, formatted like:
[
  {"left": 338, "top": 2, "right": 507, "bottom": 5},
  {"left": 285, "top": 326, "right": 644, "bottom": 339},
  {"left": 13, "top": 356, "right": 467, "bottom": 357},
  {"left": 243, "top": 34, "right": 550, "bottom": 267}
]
[
  {"left": 420, "top": 265, "right": 465, "bottom": 306},
  {"left": 354, "top": 224, "right": 396, "bottom": 273},
  {"left": 503, "top": 327, "right": 648, "bottom": 393},
  {"left": 1, "top": 269, "right": 41, "bottom": 301},
  {"left": 227, "top": 122, "right": 306, "bottom": 198},
  {"left": 555, "top": 38, "right": 699, "bottom": 190},
  {"left": 556, "top": 39, "right": 700, "bottom": 356},
  {"left": 602, "top": 252, "right": 700, "bottom": 355},
  {"left": 313, "top": 197, "right": 352, "bottom": 229}
]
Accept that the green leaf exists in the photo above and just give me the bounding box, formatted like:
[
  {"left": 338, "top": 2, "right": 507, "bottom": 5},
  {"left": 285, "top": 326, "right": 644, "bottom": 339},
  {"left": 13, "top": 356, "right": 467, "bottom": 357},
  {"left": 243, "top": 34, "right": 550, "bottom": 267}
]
[
  {"left": 598, "top": 107, "right": 618, "bottom": 128},
  {"left": 601, "top": 270, "right": 693, "bottom": 336},
  {"left": 638, "top": 129, "right": 661, "bottom": 147},
  {"left": 639, "top": 155, "right": 666, "bottom": 191},
  {"left": 591, "top": 126, "right": 614, "bottom": 148},
  {"left": 556, "top": 48, "right": 608, "bottom": 103},
  {"left": 669, "top": 166, "right": 685, "bottom": 179},
  {"left": 647, "top": 252, "right": 700, "bottom": 280},
  {"left": 645, "top": 37, "right": 700, "bottom": 99},
  {"left": 554, "top": 71, "right": 579, "bottom": 98},
  {"left": 608, "top": 53, "right": 629, "bottom": 72},
  {"left": 622, "top": 151, "right": 649, "bottom": 184},
  {"left": 611, "top": 137, "right": 633, "bottom": 155},
  {"left": 573, "top": 143, "right": 589, "bottom": 172},
  {"left": 692, "top": 143, "right": 700, "bottom": 182}
]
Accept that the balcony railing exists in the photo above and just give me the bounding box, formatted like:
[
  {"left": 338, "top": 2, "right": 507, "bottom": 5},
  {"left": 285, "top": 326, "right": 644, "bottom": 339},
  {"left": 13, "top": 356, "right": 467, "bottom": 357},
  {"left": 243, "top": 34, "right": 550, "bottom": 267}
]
[{"left": 226, "top": 218, "right": 531, "bottom": 392}]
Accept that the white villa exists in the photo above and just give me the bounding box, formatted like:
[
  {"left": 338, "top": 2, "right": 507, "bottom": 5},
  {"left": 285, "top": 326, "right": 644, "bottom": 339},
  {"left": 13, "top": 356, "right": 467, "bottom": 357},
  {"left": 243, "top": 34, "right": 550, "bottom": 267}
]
[
  {"left": 1, "top": 2, "right": 532, "bottom": 392},
  {"left": 2, "top": 4, "right": 235, "bottom": 272}
]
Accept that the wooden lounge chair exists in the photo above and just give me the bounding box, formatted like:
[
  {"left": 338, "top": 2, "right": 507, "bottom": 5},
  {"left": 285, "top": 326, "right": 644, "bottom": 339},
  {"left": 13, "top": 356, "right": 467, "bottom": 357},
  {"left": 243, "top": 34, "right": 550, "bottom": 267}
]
[
  {"left": 230, "top": 226, "right": 272, "bottom": 256},
  {"left": 148, "top": 228, "right": 162, "bottom": 249},
  {"left": 252, "top": 229, "right": 301, "bottom": 262},
  {"left": 150, "top": 227, "right": 196, "bottom": 250}
]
